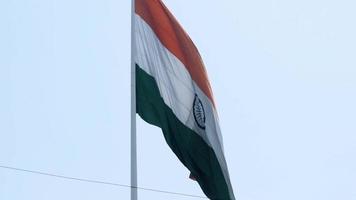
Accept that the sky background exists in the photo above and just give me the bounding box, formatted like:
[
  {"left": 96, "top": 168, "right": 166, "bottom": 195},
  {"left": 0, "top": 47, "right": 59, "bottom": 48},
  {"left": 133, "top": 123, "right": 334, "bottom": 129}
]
[{"left": 1, "top": 0, "right": 356, "bottom": 199}]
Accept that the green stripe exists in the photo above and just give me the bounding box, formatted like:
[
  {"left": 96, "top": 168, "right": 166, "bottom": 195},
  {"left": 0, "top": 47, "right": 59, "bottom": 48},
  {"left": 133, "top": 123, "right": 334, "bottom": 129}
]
[{"left": 136, "top": 65, "right": 231, "bottom": 200}]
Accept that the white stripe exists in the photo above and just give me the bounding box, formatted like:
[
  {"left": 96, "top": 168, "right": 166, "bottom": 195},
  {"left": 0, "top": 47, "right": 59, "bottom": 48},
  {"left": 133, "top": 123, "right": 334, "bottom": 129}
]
[{"left": 134, "top": 14, "right": 234, "bottom": 199}]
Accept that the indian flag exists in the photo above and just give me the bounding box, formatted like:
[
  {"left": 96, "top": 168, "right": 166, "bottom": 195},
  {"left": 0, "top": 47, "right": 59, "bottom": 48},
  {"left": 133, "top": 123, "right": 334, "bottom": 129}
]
[{"left": 133, "top": 0, "right": 235, "bottom": 199}]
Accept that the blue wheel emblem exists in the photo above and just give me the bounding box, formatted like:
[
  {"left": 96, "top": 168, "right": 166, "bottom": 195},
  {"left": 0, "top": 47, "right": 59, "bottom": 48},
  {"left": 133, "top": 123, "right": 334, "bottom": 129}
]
[{"left": 193, "top": 94, "right": 206, "bottom": 130}]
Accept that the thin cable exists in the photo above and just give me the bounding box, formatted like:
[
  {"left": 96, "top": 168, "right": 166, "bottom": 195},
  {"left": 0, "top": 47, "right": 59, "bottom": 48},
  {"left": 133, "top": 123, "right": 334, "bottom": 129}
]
[{"left": 0, "top": 165, "right": 207, "bottom": 199}]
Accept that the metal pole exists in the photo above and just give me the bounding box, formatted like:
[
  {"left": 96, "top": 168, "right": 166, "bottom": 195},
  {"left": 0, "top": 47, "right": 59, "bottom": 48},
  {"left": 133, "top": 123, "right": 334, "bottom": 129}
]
[{"left": 130, "top": 0, "right": 137, "bottom": 200}]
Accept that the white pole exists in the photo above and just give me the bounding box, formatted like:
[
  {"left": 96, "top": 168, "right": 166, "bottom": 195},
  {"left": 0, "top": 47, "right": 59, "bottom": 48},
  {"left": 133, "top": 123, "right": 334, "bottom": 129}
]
[{"left": 130, "top": 0, "right": 138, "bottom": 199}]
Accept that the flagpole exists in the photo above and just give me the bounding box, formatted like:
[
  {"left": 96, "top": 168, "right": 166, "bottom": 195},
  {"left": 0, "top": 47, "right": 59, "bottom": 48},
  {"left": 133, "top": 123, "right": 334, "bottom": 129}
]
[{"left": 130, "top": 0, "right": 138, "bottom": 200}]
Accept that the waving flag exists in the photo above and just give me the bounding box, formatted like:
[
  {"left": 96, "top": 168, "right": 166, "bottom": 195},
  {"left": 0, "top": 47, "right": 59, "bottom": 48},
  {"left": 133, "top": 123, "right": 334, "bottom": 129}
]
[{"left": 134, "top": 0, "right": 235, "bottom": 199}]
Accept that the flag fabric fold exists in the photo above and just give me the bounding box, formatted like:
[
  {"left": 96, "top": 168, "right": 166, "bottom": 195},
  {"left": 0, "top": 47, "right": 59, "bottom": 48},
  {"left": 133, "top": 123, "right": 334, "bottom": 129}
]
[{"left": 134, "top": 0, "right": 235, "bottom": 199}]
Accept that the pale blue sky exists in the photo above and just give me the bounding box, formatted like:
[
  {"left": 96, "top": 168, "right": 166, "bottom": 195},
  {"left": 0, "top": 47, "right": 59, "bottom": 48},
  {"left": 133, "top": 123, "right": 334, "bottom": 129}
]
[{"left": 1, "top": 0, "right": 356, "bottom": 199}]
